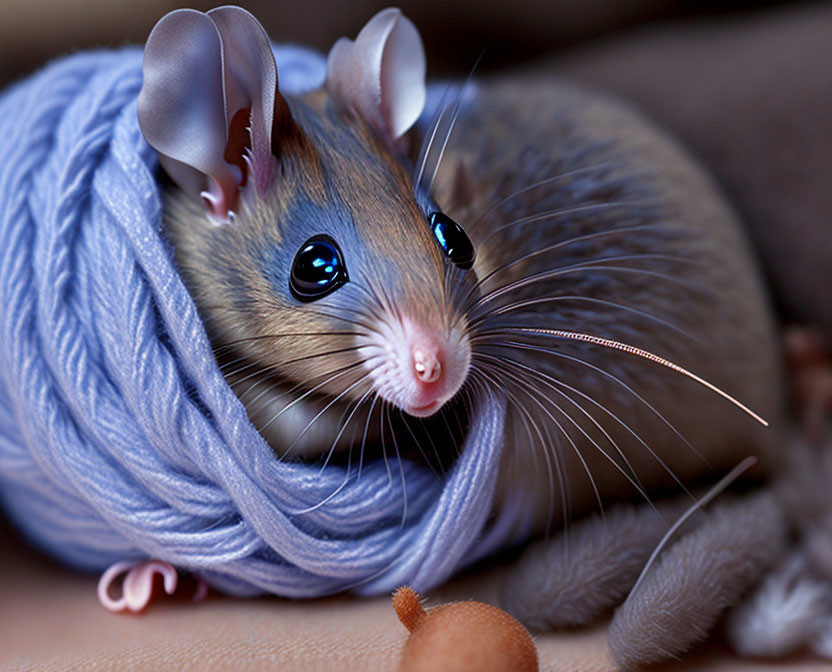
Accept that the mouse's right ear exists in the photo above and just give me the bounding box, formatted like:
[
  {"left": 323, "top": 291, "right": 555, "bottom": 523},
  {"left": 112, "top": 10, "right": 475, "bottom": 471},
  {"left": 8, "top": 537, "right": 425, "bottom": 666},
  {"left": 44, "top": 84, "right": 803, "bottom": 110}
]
[
  {"left": 138, "top": 7, "right": 290, "bottom": 221},
  {"left": 326, "top": 8, "right": 426, "bottom": 149}
]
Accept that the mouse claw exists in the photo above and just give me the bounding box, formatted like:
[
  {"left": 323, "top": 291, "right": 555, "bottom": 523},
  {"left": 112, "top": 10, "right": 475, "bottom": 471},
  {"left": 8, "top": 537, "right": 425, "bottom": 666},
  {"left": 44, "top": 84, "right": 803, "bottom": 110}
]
[{"left": 97, "top": 559, "right": 208, "bottom": 613}]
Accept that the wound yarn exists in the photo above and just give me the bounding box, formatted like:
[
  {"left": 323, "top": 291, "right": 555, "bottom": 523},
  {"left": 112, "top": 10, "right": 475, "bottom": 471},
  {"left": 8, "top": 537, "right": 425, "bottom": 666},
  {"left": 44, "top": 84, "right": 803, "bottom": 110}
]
[{"left": 0, "top": 46, "right": 514, "bottom": 597}]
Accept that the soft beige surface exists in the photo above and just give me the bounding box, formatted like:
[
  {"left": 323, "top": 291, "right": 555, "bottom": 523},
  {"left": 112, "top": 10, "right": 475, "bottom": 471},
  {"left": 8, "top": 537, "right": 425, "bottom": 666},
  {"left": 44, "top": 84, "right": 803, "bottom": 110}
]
[{"left": 1, "top": 519, "right": 830, "bottom": 671}]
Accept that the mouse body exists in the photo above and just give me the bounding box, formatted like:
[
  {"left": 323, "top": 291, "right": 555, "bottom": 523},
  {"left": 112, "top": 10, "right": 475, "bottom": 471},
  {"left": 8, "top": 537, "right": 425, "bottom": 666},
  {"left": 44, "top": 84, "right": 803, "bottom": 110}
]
[
  {"left": 141, "top": 7, "right": 782, "bottom": 535},
  {"left": 434, "top": 75, "right": 782, "bottom": 527}
]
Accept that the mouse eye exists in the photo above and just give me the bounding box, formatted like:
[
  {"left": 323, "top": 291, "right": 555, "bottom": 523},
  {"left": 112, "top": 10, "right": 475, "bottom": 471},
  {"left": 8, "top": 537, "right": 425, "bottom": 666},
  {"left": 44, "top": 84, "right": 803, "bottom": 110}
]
[
  {"left": 290, "top": 235, "right": 349, "bottom": 302},
  {"left": 429, "top": 212, "right": 475, "bottom": 270}
]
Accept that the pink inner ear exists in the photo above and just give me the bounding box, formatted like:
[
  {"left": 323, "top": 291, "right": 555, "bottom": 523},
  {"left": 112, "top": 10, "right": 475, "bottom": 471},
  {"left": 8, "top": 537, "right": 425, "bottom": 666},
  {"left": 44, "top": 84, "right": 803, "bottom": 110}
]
[
  {"left": 225, "top": 107, "right": 252, "bottom": 188},
  {"left": 139, "top": 7, "right": 288, "bottom": 219},
  {"left": 138, "top": 9, "right": 242, "bottom": 218},
  {"left": 207, "top": 6, "right": 280, "bottom": 195}
]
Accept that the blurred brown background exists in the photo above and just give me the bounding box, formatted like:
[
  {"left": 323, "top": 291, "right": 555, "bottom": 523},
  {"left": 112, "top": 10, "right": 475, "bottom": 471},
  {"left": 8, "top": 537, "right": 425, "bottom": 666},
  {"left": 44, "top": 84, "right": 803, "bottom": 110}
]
[
  {"left": 4, "top": 0, "right": 827, "bottom": 332},
  {"left": 0, "top": 0, "right": 796, "bottom": 85}
]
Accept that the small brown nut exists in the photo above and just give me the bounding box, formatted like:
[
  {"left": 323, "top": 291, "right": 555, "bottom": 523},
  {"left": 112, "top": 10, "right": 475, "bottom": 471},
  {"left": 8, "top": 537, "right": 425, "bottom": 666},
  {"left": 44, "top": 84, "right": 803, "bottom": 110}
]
[{"left": 393, "top": 586, "right": 539, "bottom": 672}]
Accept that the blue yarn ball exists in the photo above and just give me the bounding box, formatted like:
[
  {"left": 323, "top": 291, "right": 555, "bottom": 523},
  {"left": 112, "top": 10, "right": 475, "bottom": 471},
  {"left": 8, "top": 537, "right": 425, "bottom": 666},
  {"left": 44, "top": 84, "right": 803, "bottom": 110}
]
[{"left": 0, "top": 46, "right": 512, "bottom": 597}]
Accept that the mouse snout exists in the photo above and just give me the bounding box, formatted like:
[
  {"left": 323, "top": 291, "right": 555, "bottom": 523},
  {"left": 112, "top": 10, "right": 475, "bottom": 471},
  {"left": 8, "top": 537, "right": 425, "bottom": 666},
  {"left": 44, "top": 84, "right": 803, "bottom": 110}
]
[
  {"left": 413, "top": 341, "right": 442, "bottom": 384},
  {"left": 407, "top": 332, "right": 448, "bottom": 416},
  {"left": 361, "top": 313, "right": 470, "bottom": 418}
]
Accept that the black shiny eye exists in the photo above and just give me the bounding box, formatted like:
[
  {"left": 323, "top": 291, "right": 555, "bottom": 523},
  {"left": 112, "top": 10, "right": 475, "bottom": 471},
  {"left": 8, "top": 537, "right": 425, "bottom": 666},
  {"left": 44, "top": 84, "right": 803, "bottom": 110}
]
[
  {"left": 429, "top": 212, "right": 475, "bottom": 270},
  {"left": 290, "top": 235, "right": 348, "bottom": 302}
]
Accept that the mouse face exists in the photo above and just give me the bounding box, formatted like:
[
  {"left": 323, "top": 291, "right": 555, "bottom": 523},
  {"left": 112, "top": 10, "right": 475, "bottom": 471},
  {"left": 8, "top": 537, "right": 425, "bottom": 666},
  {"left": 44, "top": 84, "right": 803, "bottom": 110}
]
[
  {"left": 170, "top": 90, "right": 475, "bottom": 418},
  {"left": 140, "top": 5, "right": 779, "bottom": 537},
  {"left": 140, "top": 7, "right": 476, "bottom": 421}
]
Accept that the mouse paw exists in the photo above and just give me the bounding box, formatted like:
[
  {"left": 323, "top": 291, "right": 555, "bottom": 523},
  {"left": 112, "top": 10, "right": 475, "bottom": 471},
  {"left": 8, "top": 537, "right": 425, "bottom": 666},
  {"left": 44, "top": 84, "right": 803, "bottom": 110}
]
[
  {"left": 501, "top": 489, "right": 788, "bottom": 670},
  {"left": 608, "top": 492, "right": 787, "bottom": 669},
  {"left": 97, "top": 559, "right": 209, "bottom": 613},
  {"left": 785, "top": 326, "right": 832, "bottom": 442},
  {"left": 500, "top": 500, "right": 686, "bottom": 630}
]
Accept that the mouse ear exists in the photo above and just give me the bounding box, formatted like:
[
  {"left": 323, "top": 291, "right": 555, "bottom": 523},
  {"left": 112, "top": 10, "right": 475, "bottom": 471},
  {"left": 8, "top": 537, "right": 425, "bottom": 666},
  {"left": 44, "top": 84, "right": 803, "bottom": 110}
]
[
  {"left": 206, "top": 6, "right": 284, "bottom": 194},
  {"left": 326, "top": 8, "right": 426, "bottom": 147},
  {"left": 138, "top": 7, "right": 288, "bottom": 220},
  {"left": 138, "top": 9, "right": 239, "bottom": 218}
]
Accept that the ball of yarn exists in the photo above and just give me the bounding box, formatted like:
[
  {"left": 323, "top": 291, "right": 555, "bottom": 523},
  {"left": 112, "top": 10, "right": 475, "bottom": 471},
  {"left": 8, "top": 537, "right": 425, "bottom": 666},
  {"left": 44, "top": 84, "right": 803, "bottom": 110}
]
[{"left": 0, "top": 46, "right": 512, "bottom": 597}]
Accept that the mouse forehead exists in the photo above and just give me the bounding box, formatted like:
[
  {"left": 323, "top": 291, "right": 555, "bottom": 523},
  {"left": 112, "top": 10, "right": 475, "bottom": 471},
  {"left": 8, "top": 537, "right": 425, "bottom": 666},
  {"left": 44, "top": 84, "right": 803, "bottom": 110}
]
[{"left": 287, "top": 92, "right": 447, "bottom": 307}]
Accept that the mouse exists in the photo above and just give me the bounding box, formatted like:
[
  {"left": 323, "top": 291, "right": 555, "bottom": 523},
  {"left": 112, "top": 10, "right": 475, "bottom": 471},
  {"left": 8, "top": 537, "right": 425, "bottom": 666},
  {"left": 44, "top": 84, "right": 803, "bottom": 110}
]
[
  {"left": 139, "top": 4, "right": 781, "bottom": 526},
  {"left": 136, "top": 5, "right": 785, "bottom": 663}
]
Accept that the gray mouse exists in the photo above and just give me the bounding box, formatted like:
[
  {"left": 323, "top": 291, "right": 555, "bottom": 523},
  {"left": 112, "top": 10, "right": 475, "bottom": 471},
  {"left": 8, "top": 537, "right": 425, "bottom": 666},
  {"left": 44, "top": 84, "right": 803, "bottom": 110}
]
[{"left": 137, "top": 6, "right": 786, "bottom": 668}]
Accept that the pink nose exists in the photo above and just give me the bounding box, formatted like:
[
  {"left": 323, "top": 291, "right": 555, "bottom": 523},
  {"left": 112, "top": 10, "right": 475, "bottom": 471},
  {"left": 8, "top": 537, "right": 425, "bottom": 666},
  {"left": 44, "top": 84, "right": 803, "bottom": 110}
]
[{"left": 413, "top": 346, "right": 442, "bottom": 383}]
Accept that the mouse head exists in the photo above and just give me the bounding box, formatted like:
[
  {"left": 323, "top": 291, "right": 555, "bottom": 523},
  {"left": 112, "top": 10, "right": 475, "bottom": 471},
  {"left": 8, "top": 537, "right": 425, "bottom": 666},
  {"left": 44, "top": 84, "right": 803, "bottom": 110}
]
[{"left": 139, "top": 7, "right": 477, "bottom": 419}]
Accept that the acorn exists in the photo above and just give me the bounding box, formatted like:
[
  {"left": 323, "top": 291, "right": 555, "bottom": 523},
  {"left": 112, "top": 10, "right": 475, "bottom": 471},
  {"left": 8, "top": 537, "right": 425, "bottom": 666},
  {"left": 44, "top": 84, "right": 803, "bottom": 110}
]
[{"left": 393, "top": 586, "right": 539, "bottom": 672}]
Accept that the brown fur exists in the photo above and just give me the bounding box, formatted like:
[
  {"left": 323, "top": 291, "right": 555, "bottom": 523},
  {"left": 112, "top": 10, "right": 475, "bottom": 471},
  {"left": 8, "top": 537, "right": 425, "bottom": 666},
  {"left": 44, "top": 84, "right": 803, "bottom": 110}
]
[
  {"left": 166, "top": 87, "right": 467, "bottom": 454},
  {"left": 167, "top": 74, "right": 782, "bottom": 527}
]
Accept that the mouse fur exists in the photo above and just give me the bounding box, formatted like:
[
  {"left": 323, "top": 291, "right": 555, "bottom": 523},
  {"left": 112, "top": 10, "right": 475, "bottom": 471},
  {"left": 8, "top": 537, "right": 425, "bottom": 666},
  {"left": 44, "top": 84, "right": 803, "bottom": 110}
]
[{"left": 164, "top": 71, "right": 782, "bottom": 531}]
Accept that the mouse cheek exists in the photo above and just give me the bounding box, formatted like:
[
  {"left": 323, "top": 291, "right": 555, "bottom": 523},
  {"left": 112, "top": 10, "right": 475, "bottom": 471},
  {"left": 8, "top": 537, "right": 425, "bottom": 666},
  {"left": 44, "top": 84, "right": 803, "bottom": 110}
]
[{"left": 360, "top": 315, "right": 471, "bottom": 417}]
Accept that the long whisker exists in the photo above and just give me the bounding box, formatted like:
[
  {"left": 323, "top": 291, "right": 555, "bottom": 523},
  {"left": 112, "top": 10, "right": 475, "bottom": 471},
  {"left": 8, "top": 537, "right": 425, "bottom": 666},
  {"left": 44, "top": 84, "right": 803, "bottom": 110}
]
[
  {"left": 473, "top": 254, "right": 702, "bottom": 311},
  {"left": 379, "top": 400, "right": 393, "bottom": 486},
  {"left": 415, "top": 78, "right": 455, "bottom": 190},
  {"left": 626, "top": 456, "right": 758, "bottom": 602},
  {"left": 468, "top": 223, "right": 662, "bottom": 297},
  {"left": 237, "top": 371, "right": 306, "bottom": 411},
  {"left": 466, "top": 160, "right": 621, "bottom": 234},
  {"left": 482, "top": 351, "right": 687, "bottom": 502},
  {"left": 386, "top": 403, "right": 409, "bottom": 526},
  {"left": 458, "top": 221, "right": 665, "bottom": 312},
  {"left": 232, "top": 345, "right": 377, "bottom": 411},
  {"left": 224, "top": 344, "right": 370, "bottom": 384},
  {"left": 288, "top": 392, "right": 376, "bottom": 516},
  {"left": 465, "top": 372, "right": 567, "bottom": 534},
  {"left": 475, "top": 199, "right": 656, "bottom": 248},
  {"left": 472, "top": 362, "right": 568, "bottom": 532},
  {"left": 319, "top": 386, "right": 375, "bottom": 473},
  {"left": 357, "top": 393, "right": 380, "bottom": 483},
  {"left": 468, "top": 294, "right": 699, "bottom": 345},
  {"left": 472, "top": 363, "right": 573, "bottom": 529},
  {"left": 498, "top": 327, "right": 768, "bottom": 426},
  {"left": 342, "top": 282, "right": 392, "bottom": 329},
  {"left": 258, "top": 360, "right": 367, "bottom": 435},
  {"left": 492, "top": 351, "right": 692, "bottom": 498},
  {"left": 279, "top": 370, "right": 374, "bottom": 459},
  {"left": 301, "top": 305, "right": 381, "bottom": 335},
  {"left": 422, "top": 53, "right": 484, "bottom": 195},
  {"left": 481, "top": 353, "right": 643, "bottom": 485},
  {"left": 481, "top": 353, "right": 654, "bottom": 510},
  {"left": 398, "top": 411, "right": 442, "bottom": 478},
  {"left": 473, "top": 337, "right": 707, "bottom": 465},
  {"left": 212, "top": 330, "right": 362, "bottom": 357}
]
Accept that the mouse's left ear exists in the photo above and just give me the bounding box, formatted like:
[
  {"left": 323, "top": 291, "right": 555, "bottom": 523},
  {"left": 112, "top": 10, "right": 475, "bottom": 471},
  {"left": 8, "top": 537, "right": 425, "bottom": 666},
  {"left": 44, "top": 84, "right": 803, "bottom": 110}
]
[
  {"left": 326, "top": 8, "right": 426, "bottom": 148},
  {"left": 138, "top": 7, "right": 292, "bottom": 220}
]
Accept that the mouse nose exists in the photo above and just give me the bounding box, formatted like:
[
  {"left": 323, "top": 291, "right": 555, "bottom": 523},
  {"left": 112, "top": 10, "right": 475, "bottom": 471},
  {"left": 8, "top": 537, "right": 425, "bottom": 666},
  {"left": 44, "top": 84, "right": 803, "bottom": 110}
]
[
  {"left": 413, "top": 346, "right": 442, "bottom": 383},
  {"left": 360, "top": 312, "right": 470, "bottom": 418}
]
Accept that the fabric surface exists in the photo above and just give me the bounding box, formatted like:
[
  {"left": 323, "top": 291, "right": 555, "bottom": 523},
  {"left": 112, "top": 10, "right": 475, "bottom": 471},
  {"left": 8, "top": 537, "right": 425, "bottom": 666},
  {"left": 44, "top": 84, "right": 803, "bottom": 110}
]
[{"left": 2, "top": 517, "right": 830, "bottom": 671}]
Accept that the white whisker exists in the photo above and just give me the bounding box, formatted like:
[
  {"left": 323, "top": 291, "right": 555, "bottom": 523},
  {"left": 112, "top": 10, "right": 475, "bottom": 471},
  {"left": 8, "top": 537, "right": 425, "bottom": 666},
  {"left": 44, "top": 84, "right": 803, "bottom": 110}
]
[
  {"left": 466, "top": 160, "right": 622, "bottom": 234},
  {"left": 503, "top": 328, "right": 768, "bottom": 426}
]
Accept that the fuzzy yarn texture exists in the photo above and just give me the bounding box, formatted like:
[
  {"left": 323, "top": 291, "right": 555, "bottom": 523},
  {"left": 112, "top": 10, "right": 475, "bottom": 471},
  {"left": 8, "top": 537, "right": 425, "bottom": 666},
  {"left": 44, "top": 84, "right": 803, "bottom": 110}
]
[{"left": 0, "top": 46, "right": 516, "bottom": 597}]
